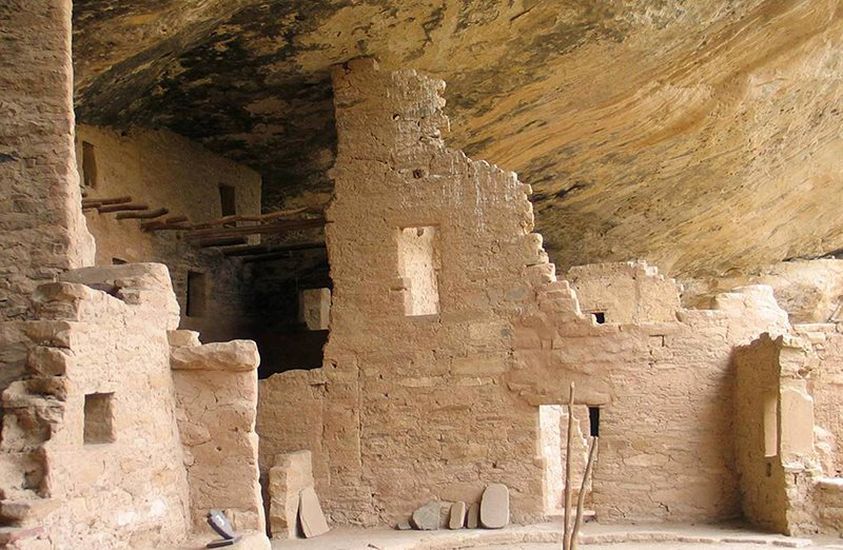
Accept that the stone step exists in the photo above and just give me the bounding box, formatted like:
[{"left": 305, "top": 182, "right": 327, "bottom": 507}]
[
  {"left": 0, "top": 526, "right": 45, "bottom": 546},
  {"left": 0, "top": 498, "right": 60, "bottom": 528}
]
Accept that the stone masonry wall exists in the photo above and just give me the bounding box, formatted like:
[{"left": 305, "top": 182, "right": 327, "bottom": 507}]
[
  {"left": 800, "top": 324, "right": 843, "bottom": 477},
  {"left": 567, "top": 260, "right": 681, "bottom": 324},
  {"left": 77, "top": 125, "right": 261, "bottom": 343},
  {"left": 171, "top": 335, "right": 265, "bottom": 533},
  {"left": 255, "top": 59, "right": 797, "bottom": 528},
  {"left": 509, "top": 283, "right": 791, "bottom": 522},
  {"left": 0, "top": 264, "right": 191, "bottom": 548},
  {"left": 0, "top": 0, "right": 94, "bottom": 322}
]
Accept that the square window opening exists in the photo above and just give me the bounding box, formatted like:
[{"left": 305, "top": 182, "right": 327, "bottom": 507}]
[
  {"left": 397, "top": 226, "right": 440, "bottom": 316},
  {"left": 186, "top": 271, "right": 208, "bottom": 318},
  {"left": 219, "top": 184, "right": 237, "bottom": 217},
  {"left": 84, "top": 393, "right": 114, "bottom": 444},
  {"left": 592, "top": 312, "right": 606, "bottom": 324}
]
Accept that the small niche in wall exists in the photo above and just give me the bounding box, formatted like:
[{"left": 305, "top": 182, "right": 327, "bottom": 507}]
[
  {"left": 763, "top": 393, "right": 778, "bottom": 458},
  {"left": 219, "top": 184, "right": 237, "bottom": 217},
  {"left": 588, "top": 406, "right": 601, "bottom": 437},
  {"left": 84, "top": 392, "right": 115, "bottom": 444},
  {"left": 82, "top": 141, "right": 98, "bottom": 188},
  {"left": 112, "top": 257, "right": 128, "bottom": 265},
  {"left": 591, "top": 311, "right": 606, "bottom": 324},
  {"left": 397, "top": 226, "right": 440, "bottom": 316},
  {"left": 186, "top": 271, "right": 207, "bottom": 318}
]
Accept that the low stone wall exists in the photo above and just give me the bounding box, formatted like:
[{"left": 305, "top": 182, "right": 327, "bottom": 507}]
[
  {"left": 0, "top": 263, "right": 190, "bottom": 548},
  {"left": 171, "top": 336, "right": 265, "bottom": 533}
]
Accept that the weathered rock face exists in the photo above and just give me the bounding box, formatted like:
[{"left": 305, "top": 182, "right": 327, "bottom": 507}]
[{"left": 71, "top": 1, "right": 842, "bottom": 277}]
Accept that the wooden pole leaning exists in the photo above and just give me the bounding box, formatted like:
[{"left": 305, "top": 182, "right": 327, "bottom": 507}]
[{"left": 562, "top": 382, "right": 575, "bottom": 550}]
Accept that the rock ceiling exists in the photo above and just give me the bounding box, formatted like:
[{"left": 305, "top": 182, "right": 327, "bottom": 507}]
[{"left": 72, "top": 0, "right": 842, "bottom": 277}]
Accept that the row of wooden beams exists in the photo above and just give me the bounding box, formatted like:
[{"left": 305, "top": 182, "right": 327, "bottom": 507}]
[
  {"left": 115, "top": 207, "right": 169, "bottom": 220},
  {"left": 186, "top": 206, "right": 323, "bottom": 230},
  {"left": 185, "top": 218, "right": 325, "bottom": 240},
  {"left": 222, "top": 241, "right": 327, "bottom": 256}
]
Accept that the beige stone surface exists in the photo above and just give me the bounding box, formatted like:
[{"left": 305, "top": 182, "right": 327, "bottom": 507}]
[
  {"left": 684, "top": 260, "right": 843, "bottom": 324},
  {"left": 480, "top": 485, "right": 509, "bottom": 529},
  {"left": 269, "top": 450, "right": 315, "bottom": 540},
  {"left": 449, "top": 502, "right": 466, "bottom": 530},
  {"left": 299, "top": 486, "right": 330, "bottom": 538},
  {"left": 299, "top": 288, "right": 331, "bottom": 331},
  {"left": 0, "top": 0, "right": 94, "bottom": 322},
  {"left": 567, "top": 261, "right": 680, "bottom": 324},
  {"left": 171, "top": 340, "right": 260, "bottom": 372},
  {"left": 254, "top": 59, "right": 801, "bottom": 531},
  {"left": 172, "top": 339, "right": 265, "bottom": 533},
  {"left": 0, "top": 263, "right": 190, "bottom": 548},
  {"left": 77, "top": 124, "right": 261, "bottom": 343}
]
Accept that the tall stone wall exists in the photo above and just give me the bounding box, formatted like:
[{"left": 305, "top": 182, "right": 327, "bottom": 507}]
[
  {"left": 255, "top": 59, "right": 797, "bottom": 528},
  {"left": 0, "top": 0, "right": 94, "bottom": 321},
  {"left": 77, "top": 125, "right": 261, "bottom": 343},
  {"left": 318, "top": 57, "right": 552, "bottom": 523}
]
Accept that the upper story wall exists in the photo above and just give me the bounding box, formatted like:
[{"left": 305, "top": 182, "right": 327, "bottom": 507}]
[
  {"left": 0, "top": 0, "right": 94, "bottom": 321},
  {"left": 567, "top": 260, "right": 681, "bottom": 324},
  {"left": 77, "top": 124, "right": 261, "bottom": 264},
  {"left": 76, "top": 125, "right": 262, "bottom": 341}
]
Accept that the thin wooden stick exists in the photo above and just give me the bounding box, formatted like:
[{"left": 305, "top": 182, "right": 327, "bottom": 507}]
[
  {"left": 81, "top": 195, "right": 131, "bottom": 208},
  {"left": 570, "top": 436, "right": 597, "bottom": 550},
  {"left": 563, "top": 382, "right": 575, "bottom": 550},
  {"left": 115, "top": 207, "right": 168, "bottom": 220},
  {"left": 98, "top": 203, "right": 148, "bottom": 213}
]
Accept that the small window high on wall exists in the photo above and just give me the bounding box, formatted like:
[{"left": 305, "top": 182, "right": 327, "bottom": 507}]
[
  {"left": 397, "top": 226, "right": 440, "bottom": 316},
  {"left": 82, "top": 141, "right": 97, "bottom": 187},
  {"left": 186, "top": 271, "right": 207, "bottom": 317},
  {"left": 219, "top": 184, "right": 236, "bottom": 217}
]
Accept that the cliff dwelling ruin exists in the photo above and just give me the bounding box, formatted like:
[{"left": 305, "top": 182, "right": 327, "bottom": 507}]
[{"left": 1, "top": 1, "right": 842, "bottom": 549}]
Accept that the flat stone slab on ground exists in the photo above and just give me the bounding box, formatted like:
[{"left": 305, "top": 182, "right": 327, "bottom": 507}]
[
  {"left": 411, "top": 501, "right": 441, "bottom": 530},
  {"left": 466, "top": 502, "right": 480, "bottom": 529},
  {"left": 299, "top": 486, "right": 329, "bottom": 538},
  {"left": 480, "top": 484, "right": 509, "bottom": 529},
  {"left": 449, "top": 502, "right": 466, "bottom": 529}
]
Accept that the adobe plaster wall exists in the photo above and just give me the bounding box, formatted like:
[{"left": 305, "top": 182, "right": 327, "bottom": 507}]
[
  {"left": 0, "top": 264, "right": 191, "bottom": 548},
  {"left": 76, "top": 124, "right": 261, "bottom": 342},
  {"left": 567, "top": 261, "right": 681, "bottom": 324},
  {"left": 171, "top": 336, "right": 265, "bottom": 533},
  {"left": 804, "top": 324, "right": 843, "bottom": 477},
  {"left": 0, "top": 0, "right": 94, "bottom": 316},
  {"left": 255, "top": 59, "right": 796, "bottom": 528}
]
